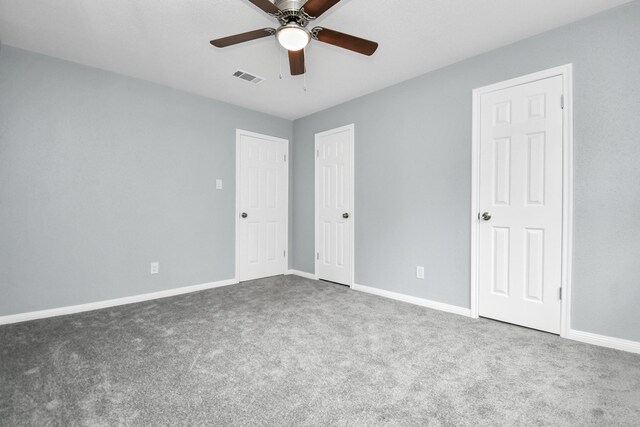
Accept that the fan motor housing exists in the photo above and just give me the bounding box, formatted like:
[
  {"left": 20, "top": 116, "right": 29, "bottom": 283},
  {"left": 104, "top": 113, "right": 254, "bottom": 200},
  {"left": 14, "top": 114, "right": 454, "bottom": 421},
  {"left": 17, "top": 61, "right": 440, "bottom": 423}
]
[
  {"left": 275, "top": 0, "right": 308, "bottom": 12},
  {"left": 274, "top": 0, "right": 312, "bottom": 26}
]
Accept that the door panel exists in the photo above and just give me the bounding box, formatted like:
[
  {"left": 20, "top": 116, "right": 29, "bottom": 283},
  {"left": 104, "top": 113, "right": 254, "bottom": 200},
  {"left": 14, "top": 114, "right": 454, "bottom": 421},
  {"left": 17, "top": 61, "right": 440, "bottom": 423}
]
[
  {"left": 238, "top": 132, "right": 287, "bottom": 281},
  {"left": 316, "top": 125, "right": 353, "bottom": 286},
  {"left": 493, "top": 137, "right": 511, "bottom": 205},
  {"left": 492, "top": 227, "right": 510, "bottom": 296},
  {"left": 478, "top": 76, "right": 563, "bottom": 334}
]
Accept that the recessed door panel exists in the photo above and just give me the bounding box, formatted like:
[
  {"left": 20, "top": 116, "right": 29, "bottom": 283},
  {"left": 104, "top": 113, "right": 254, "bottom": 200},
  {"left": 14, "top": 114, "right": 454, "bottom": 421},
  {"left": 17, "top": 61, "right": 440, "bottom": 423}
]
[
  {"left": 336, "top": 164, "right": 345, "bottom": 209},
  {"left": 494, "top": 101, "right": 512, "bottom": 125},
  {"left": 323, "top": 166, "right": 332, "bottom": 209},
  {"left": 493, "top": 138, "right": 511, "bottom": 206},
  {"left": 323, "top": 222, "right": 332, "bottom": 265},
  {"left": 527, "top": 94, "right": 546, "bottom": 119},
  {"left": 248, "top": 222, "right": 259, "bottom": 264},
  {"left": 265, "top": 168, "right": 277, "bottom": 209},
  {"left": 526, "top": 133, "right": 546, "bottom": 206},
  {"left": 492, "top": 227, "right": 510, "bottom": 296},
  {"left": 525, "top": 229, "right": 545, "bottom": 302},
  {"left": 248, "top": 167, "right": 259, "bottom": 208},
  {"left": 336, "top": 222, "right": 345, "bottom": 267},
  {"left": 265, "top": 221, "right": 277, "bottom": 262}
]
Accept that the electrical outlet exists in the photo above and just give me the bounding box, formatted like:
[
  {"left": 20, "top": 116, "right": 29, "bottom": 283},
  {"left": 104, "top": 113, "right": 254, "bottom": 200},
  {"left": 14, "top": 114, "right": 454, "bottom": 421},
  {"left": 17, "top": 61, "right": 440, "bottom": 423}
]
[
  {"left": 150, "top": 262, "right": 159, "bottom": 275},
  {"left": 216, "top": 179, "right": 223, "bottom": 190},
  {"left": 416, "top": 266, "right": 425, "bottom": 279}
]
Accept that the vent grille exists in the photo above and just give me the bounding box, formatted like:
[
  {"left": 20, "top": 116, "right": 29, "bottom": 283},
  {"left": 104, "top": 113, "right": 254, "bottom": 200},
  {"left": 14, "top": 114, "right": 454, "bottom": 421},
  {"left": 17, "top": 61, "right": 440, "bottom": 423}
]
[{"left": 233, "top": 70, "right": 265, "bottom": 85}]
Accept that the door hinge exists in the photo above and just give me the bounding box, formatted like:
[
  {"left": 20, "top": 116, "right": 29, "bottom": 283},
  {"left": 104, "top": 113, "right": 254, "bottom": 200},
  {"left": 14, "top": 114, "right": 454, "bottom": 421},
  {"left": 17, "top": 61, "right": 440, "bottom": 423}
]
[
  {"left": 284, "top": 154, "right": 287, "bottom": 162},
  {"left": 316, "top": 149, "right": 320, "bottom": 157},
  {"left": 561, "top": 95, "right": 564, "bottom": 109},
  {"left": 284, "top": 250, "right": 286, "bottom": 257},
  {"left": 559, "top": 287, "right": 562, "bottom": 300},
  {"left": 316, "top": 253, "right": 320, "bottom": 260}
]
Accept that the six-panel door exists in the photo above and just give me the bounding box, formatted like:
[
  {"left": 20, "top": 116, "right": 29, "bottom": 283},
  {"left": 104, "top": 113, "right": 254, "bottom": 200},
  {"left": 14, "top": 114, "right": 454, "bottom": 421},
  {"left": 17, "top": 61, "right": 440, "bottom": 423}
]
[
  {"left": 478, "top": 76, "right": 564, "bottom": 334},
  {"left": 238, "top": 132, "right": 287, "bottom": 281},
  {"left": 316, "top": 126, "right": 353, "bottom": 286}
]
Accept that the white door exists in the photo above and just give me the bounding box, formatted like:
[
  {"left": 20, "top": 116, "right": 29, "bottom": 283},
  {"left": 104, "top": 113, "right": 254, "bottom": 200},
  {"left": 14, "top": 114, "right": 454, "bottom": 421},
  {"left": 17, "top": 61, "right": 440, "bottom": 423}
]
[
  {"left": 237, "top": 130, "right": 288, "bottom": 282},
  {"left": 478, "top": 76, "right": 563, "bottom": 334},
  {"left": 315, "top": 125, "right": 354, "bottom": 286}
]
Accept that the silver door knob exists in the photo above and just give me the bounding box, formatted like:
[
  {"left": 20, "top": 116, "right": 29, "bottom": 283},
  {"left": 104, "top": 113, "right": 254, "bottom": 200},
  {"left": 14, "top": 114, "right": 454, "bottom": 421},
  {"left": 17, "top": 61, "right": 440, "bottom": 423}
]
[
  {"left": 481, "top": 212, "right": 491, "bottom": 221},
  {"left": 343, "top": 213, "right": 349, "bottom": 219},
  {"left": 241, "top": 212, "right": 248, "bottom": 218}
]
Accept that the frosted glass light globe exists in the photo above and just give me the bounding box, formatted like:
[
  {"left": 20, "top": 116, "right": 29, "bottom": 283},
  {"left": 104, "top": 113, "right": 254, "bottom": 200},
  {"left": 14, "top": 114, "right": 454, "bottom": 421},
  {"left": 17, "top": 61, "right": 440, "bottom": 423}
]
[{"left": 276, "top": 24, "right": 311, "bottom": 51}]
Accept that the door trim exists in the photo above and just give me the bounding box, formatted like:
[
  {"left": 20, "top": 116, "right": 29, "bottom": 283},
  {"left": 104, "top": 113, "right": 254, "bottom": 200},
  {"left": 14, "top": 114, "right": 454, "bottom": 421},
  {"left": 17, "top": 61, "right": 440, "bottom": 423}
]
[
  {"left": 235, "top": 129, "right": 289, "bottom": 282},
  {"left": 314, "top": 124, "right": 355, "bottom": 287},
  {"left": 470, "top": 64, "right": 574, "bottom": 337}
]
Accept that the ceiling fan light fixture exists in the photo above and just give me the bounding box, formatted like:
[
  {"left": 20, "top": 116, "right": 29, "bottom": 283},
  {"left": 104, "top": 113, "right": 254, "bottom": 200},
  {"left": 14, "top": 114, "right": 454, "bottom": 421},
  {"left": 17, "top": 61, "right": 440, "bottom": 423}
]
[{"left": 276, "top": 24, "right": 311, "bottom": 51}]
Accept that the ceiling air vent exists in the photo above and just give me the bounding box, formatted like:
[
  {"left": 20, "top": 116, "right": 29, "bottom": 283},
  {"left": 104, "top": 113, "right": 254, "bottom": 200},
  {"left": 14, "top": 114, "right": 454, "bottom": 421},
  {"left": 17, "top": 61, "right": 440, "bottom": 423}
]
[{"left": 233, "top": 70, "right": 265, "bottom": 85}]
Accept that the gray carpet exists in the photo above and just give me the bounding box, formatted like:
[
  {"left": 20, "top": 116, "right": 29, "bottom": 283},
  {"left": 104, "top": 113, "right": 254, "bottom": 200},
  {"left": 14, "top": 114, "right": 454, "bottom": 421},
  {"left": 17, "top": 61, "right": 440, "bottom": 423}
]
[{"left": 1, "top": 275, "right": 639, "bottom": 426}]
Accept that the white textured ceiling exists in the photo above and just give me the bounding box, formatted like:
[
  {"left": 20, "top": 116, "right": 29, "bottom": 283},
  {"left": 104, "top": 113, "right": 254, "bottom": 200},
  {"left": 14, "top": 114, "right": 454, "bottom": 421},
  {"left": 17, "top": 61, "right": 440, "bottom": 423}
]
[{"left": 0, "top": 0, "right": 632, "bottom": 119}]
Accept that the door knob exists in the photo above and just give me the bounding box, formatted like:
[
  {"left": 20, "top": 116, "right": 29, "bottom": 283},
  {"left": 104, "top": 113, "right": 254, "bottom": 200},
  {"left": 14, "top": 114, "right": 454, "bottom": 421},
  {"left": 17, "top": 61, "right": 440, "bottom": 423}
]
[
  {"left": 481, "top": 212, "right": 491, "bottom": 221},
  {"left": 343, "top": 213, "right": 350, "bottom": 219},
  {"left": 241, "top": 212, "right": 248, "bottom": 218}
]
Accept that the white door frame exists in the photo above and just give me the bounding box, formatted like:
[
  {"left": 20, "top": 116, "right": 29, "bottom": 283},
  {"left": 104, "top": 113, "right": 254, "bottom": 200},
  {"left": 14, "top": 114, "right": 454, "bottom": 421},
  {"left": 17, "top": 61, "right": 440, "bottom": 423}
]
[
  {"left": 470, "top": 64, "right": 574, "bottom": 337},
  {"left": 235, "top": 129, "right": 289, "bottom": 282},
  {"left": 314, "top": 124, "right": 355, "bottom": 287}
]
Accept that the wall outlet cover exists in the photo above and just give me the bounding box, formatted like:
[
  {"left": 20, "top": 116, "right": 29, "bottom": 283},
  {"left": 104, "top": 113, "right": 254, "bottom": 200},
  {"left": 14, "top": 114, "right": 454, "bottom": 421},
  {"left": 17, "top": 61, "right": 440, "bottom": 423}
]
[
  {"left": 150, "top": 262, "right": 159, "bottom": 274},
  {"left": 416, "top": 266, "right": 425, "bottom": 279}
]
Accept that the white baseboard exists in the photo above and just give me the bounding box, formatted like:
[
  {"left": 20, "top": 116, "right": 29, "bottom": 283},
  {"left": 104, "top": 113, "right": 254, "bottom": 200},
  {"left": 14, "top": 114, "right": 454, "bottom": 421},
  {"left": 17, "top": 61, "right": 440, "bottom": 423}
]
[
  {"left": 566, "top": 329, "right": 640, "bottom": 354},
  {"left": 0, "top": 278, "right": 238, "bottom": 326},
  {"left": 286, "top": 269, "right": 318, "bottom": 280},
  {"left": 352, "top": 283, "right": 472, "bottom": 317}
]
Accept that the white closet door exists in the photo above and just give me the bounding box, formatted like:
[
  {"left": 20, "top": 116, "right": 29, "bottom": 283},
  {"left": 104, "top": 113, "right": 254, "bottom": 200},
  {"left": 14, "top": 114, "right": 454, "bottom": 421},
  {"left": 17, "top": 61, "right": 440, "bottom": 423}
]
[
  {"left": 478, "top": 76, "right": 563, "bottom": 334},
  {"left": 316, "top": 125, "right": 354, "bottom": 286},
  {"left": 238, "top": 131, "right": 288, "bottom": 281}
]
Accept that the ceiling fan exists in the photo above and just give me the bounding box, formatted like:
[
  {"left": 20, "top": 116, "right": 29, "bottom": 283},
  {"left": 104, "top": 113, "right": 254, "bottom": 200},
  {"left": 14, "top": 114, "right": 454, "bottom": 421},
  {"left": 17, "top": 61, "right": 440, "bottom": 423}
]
[{"left": 210, "top": 0, "right": 379, "bottom": 76}]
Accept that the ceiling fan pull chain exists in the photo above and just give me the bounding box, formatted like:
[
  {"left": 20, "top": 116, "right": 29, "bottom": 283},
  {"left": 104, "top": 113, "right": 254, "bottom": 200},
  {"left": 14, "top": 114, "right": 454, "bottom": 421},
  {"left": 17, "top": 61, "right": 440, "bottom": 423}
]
[
  {"left": 279, "top": 48, "right": 283, "bottom": 80},
  {"left": 275, "top": 37, "right": 283, "bottom": 80}
]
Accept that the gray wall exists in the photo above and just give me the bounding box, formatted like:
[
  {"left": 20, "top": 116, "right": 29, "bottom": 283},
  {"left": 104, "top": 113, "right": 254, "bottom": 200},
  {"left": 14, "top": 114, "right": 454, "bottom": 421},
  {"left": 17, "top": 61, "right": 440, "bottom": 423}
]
[
  {"left": 292, "top": 2, "right": 640, "bottom": 341},
  {"left": 0, "top": 46, "right": 292, "bottom": 316}
]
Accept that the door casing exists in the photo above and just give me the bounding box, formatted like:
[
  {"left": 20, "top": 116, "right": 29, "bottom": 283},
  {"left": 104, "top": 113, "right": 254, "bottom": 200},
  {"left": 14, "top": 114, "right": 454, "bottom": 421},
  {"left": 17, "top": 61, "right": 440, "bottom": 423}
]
[
  {"left": 235, "top": 129, "right": 289, "bottom": 282},
  {"left": 470, "top": 64, "right": 574, "bottom": 338},
  {"left": 314, "top": 124, "right": 355, "bottom": 287}
]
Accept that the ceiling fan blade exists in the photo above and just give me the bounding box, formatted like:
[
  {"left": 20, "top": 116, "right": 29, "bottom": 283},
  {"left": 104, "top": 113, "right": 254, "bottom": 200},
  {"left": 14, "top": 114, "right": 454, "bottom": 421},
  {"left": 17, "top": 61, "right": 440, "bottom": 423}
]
[
  {"left": 302, "top": 0, "right": 341, "bottom": 18},
  {"left": 210, "top": 28, "right": 275, "bottom": 48},
  {"left": 312, "top": 27, "right": 378, "bottom": 56},
  {"left": 247, "top": 0, "right": 281, "bottom": 15},
  {"left": 288, "top": 49, "right": 305, "bottom": 75}
]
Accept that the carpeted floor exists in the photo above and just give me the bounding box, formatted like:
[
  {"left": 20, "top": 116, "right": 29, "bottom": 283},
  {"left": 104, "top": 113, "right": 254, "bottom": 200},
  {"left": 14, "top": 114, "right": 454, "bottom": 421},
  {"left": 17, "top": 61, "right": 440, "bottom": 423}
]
[{"left": 1, "top": 275, "right": 639, "bottom": 426}]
